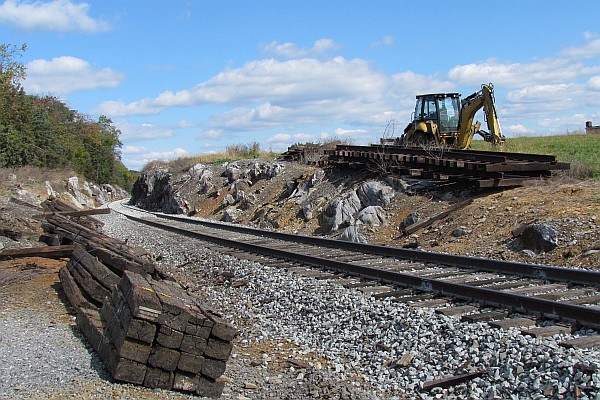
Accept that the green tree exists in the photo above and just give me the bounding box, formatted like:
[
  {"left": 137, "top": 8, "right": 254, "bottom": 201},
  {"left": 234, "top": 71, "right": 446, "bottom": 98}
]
[
  {"left": 0, "top": 42, "right": 136, "bottom": 189},
  {"left": 0, "top": 43, "right": 27, "bottom": 87}
]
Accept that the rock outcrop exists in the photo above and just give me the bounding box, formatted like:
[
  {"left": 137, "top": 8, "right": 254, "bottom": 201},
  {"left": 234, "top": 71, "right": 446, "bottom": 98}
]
[
  {"left": 130, "top": 169, "right": 186, "bottom": 214},
  {"left": 323, "top": 180, "right": 394, "bottom": 233}
]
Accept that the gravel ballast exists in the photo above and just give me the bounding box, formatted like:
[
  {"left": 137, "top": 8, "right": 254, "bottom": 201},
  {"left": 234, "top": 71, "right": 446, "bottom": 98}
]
[
  {"left": 101, "top": 205, "right": 600, "bottom": 399},
  {"left": 2, "top": 204, "right": 600, "bottom": 399}
]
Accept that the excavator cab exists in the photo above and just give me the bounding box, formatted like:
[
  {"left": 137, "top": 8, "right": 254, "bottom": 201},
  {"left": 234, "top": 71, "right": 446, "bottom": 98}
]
[
  {"left": 401, "top": 83, "right": 505, "bottom": 149},
  {"left": 409, "top": 93, "right": 461, "bottom": 145},
  {"left": 414, "top": 93, "right": 461, "bottom": 133}
]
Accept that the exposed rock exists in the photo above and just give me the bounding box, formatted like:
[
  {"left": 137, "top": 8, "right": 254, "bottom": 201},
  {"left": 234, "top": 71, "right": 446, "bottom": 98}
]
[
  {"left": 289, "top": 170, "right": 325, "bottom": 205},
  {"left": 189, "top": 164, "right": 214, "bottom": 194},
  {"left": 222, "top": 194, "right": 235, "bottom": 208},
  {"left": 225, "top": 164, "right": 243, "bottom": 183},
  {"left": 323, "top": 190, "right": 362, "bottom": 231},
  {"left": 67, "top": 177, "right": 95, "bottom": 208},
  {"left": 355, "top": 206, "right": 386, "bottom": 227},
  {"left": 301, "top": 203, "right": 315, "bottom": 221},
  {"left": 189, "top": 163, "right": 207, "bottom": 178},
  {"left": 356, "top": 181, "right": 394, "bottom": 207},
  {"left": 222, "top": 206, "right": 242, "bottom": 223},
  {"left": 519, "top": 222, "right": 558, "bottom": 253},
  {"left": 400, "top": 212, "right": 419, "bottom": 230},
  {"left": 338, "top": 225, "right": 367, "bottom": 243},
  {"left": 452, "top": 226, "right": 468, "bottom": 237},
  {"left": 322, "top": 180, "right": 393, "bottom": 233},
  {"left": 45, "top": 181, "right": 57, "bottom": 198},
  {"left": 130, "top": 169, "right": 186, "bottom": 214},
  {"left": 250, "top": 162, "right": 284, "bottom": 182},
  {"left": 231, "top": 179, "right": 252, "bottom": 198},
  {"left": 239, "top": 193, "right": 257, "bottom": 210},
  {"left": 520, "top": 249, "right": 537, "bottom": 259},
  {"left": 87, "top": 183, "right": 128, "bottom": 205}
]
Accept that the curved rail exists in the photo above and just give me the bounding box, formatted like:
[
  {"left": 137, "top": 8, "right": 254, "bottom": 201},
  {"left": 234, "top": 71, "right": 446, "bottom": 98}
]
[
  {"left": 111, "top": 202, "right": 600, "bottom": 327},
  {"left": 144, "top": 207, "right": 600, "bottom": 287}
]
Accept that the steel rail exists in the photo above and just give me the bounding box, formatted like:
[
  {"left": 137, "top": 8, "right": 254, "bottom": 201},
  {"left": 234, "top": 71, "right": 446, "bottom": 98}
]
[
  {"left": 116, "top": 209, "right": 600, "bottom": 327},
  {"left": 150, "top": 212, "right": 600, "bottom": 288}
]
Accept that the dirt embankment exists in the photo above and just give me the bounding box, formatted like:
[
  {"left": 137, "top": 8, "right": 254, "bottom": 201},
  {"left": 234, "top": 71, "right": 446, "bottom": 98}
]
[
  {"left": 129, "top": 160, "right": 600, "bottom": 271},
  {"left": 1, "top": 163, "right": 598, "bottom": 271}
]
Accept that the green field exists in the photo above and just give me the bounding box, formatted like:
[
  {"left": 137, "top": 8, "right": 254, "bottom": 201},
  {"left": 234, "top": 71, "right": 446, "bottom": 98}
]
[{"left": 471, "top": 134, "right": 600, "bottom": 179}]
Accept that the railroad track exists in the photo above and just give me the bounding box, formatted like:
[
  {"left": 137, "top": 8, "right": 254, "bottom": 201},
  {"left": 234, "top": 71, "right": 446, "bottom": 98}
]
[
  {"left": 282, "top": 144, "right": 570, "bottom": 187},
  {"left": 110, "top": 201, "right": 600, "bottom": 339}
]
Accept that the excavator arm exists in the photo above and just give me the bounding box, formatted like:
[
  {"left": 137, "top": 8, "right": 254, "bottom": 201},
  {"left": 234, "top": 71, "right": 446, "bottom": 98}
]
[{"left": 455, "top": 83, "right": 505, "bottom": 149}]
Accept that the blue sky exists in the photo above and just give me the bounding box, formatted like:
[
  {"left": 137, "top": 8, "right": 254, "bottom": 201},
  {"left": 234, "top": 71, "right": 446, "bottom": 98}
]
[{"left": 1, "top": 0, "right": 599, "bottom": 170}]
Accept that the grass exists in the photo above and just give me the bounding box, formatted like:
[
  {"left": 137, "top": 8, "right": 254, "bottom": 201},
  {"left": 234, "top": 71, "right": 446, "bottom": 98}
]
[{"left": 471, "top": 134, "right": 600, "bottom": 179}]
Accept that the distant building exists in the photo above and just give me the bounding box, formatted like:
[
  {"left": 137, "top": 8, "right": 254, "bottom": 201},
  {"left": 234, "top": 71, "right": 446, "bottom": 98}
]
[{"left": 586, "top": 121, "right": 600, "bottom": 135}]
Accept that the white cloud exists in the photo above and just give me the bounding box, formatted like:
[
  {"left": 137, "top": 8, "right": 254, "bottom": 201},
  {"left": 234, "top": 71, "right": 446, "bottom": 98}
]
[
  {"left": 122, "top": 145, "right": 147, "bottom": 154},
  {"left": 448, "top": 58, "right": 600, "bottom": 88},
  {"left": 199, "top": 129, "right": 225, "bottom": 139},
  {"left": 506, "top": 83, "right": 581, "bottom": 103},
  {"left": 372, "top": 35, "right": 394, "bottom": 48},
  {"left": 259, "top": 38, "right": 338, "bottom": 59},
  {"left": 560, "top": 38, "right": 600, "bottom": 59},
  {"left": 115, "top": 121, "right": 174, "bottom": 140},
  {"left": 97, "top": 54, "right": 459, "bottom": 149},
  {"left": 95, "top": 56, "right": 396, "bottom": 122},
  {"left": 505, "top": 124, "right": 532, "bottom": 135},
  {"left": 538, "top": 114, "right": 591, "bottom": 130},
  {"left": 24, "top": 56, "right": 123, "bottom": 95},
  {"left": 0, "top": 0, "right": 110, "bottom": 32},
  {"left": 123, "top": 147, "right": 189, "bottom": 169},
  {"left": 335, "top": 128, "right": 367, "bottom": 136},
  {"left": 176, "top": 120, "right": 196, "bottom": 128},
  {"left": 587, "top": 76, "right": 600, "bottom": 91},
  {"left": 266, "top": 132, "right": 314, "bottom": 143}
]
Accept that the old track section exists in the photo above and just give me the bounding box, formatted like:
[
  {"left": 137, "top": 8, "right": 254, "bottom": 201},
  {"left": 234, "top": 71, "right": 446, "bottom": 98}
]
[
  {"left": 282, "top": 144, "right": 570, "bottom": 187},
  {"left": 111, "top": 202, "right": 600, "bottom": 329}
]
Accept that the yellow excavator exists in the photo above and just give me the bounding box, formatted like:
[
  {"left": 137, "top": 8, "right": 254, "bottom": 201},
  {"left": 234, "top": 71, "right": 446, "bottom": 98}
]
[{"left": 397, "top": 83, "right": 505, "bottom": 149}]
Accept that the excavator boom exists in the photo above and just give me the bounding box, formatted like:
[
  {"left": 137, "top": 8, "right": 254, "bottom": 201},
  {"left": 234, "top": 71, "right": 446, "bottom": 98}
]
[{"left": 456, "top": 83, "right": 504, "bottom": 149}]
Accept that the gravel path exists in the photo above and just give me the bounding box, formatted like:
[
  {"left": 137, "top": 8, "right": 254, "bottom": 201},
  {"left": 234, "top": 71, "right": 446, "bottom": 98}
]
[{"left": 2, "top": 204, "right": 600, "bottom": 399}]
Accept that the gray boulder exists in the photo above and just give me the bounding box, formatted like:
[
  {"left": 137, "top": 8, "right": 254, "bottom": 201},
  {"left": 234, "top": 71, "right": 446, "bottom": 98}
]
[
  {"left": 225, "top": 164, "right": 242, "bottom": 183},
  {"left": 452, "top": 226, "right": 468, "bottom": 237},
  {"left": 356, "top": 181, "right": 394, "bottom": 207},
  {"left": 189, "top": 164, "right": 214, "bottom": 194},
  {"left": 67, "top": 177, "right": 94, "bottom": 208},
  {"left": 189, "top": 163, "right": 207, "bottom": 178},
  {"left": 289, "top": 169, "right": 325, "bottom": 204},
  {"left": 222, "top": 194, "right": 235, "bottom": 208},
  {"left": 356, "top": 206, "right": 386, "bottom": 227},
  {"left": 222, "top": 206, "right": 242, "bottom": 223},
  {"left": 323, "top": 190, "right": 362, "bottom": 231},
  {"left": 400, "top": 212, "right": 419, "bottom": 230},
  {"left": 519, "top": 222, "right": 558, "bottom": 253},
  {"left": 130, "top": 169, "right": 186, "bottom": 214},
  {"left": 45, "top": 181, "right": 57, "bottom": 198},
  {"left": 250, "top": 162, "right": 284, "bottom": 181},
  {"left": 338, "top": 226, "right": 367, "bottom": 243}
]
